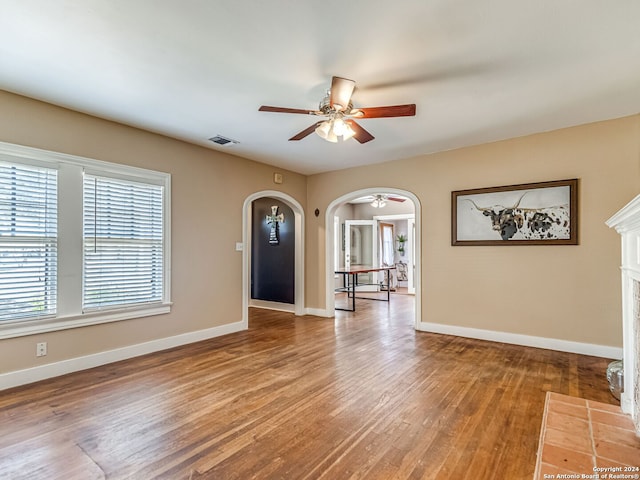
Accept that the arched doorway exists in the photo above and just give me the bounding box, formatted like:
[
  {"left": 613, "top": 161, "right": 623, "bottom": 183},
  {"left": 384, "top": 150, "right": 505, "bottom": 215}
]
[
  {"left": 324, "top": 187, "right": 422, "bottom": 329},
  {"left": 242, "top": 191, "right": 305, "bottom": 328}
]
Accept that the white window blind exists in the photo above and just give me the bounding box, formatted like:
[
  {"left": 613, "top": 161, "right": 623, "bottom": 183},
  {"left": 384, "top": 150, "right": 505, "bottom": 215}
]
[
  {"left": 83, "top": 174, "right": 164, "bottom": 311},
  {"left": 0, "top": 162, "right": 57, "bottom": 322}
]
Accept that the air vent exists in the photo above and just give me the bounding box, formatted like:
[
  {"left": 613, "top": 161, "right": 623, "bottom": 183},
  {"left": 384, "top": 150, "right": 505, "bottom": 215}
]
[{"left": 208, "top": 135, "right": 239, "bottom": 146}]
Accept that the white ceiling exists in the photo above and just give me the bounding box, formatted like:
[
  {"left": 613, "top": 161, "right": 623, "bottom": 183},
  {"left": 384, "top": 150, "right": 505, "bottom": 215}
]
[{"left": 1, "top": 1, "right": 639, "bottom": 175}]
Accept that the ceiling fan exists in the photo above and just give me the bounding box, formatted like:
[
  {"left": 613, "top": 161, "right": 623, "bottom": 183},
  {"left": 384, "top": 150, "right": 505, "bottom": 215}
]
[
  {"left": 370, "top": 194, "right": 406, "bottom": 208},
  {"left": 259, "top": 76, "right": 416, "bottom": 144},
  {"left": 351, "top": 194, "right": 407, "bottom": 208}
]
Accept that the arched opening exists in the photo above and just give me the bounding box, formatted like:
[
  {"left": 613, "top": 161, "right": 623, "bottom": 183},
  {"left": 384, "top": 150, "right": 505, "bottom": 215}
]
[
  {"left": 242, "top": 191, "right": 305, "bottom": 329},
  {"left": 325, "top": 188, "right": 422, "bottom": 329}
]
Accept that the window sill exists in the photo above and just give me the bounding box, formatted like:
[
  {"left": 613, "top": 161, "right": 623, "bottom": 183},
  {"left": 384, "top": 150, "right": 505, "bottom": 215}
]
[{"left": 0, "top": 303, "right": 172, "bottom": 340}]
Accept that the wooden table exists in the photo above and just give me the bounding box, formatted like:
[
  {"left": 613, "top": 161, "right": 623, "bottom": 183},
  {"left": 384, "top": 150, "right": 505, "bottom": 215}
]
[{"left": 334, "top": 265, "right": 396, "bottom": 312}]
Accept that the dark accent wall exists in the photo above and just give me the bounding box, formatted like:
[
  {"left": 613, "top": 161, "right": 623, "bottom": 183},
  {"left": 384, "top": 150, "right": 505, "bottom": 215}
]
[{"left": 251, "top": 197, "right": 295, "bottom": 304}]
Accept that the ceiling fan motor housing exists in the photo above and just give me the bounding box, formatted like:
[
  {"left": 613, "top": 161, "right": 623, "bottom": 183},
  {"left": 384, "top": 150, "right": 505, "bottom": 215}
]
[{"left": 318, "top": 93, "right": 353, "bottom": 116}]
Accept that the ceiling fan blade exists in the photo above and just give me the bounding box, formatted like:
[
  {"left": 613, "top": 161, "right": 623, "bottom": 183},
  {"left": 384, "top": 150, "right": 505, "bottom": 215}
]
[
  {"left": 330, "top": 76, "right": 356, "bottom": 111},
  {"left": 388, "top": 196, "right": 406, "bottom": 202},
  {"left": 289, "top": 122, "right": 323, "bottom": 141},
  {"left": 345, "top": 120, "right": 374, "bottom": 144},
  {"left": 259, "top": 106, "right": 319, "bottom": 115},
  {"left": 351, "top": 104, "right": 416, "bottom": 118}
]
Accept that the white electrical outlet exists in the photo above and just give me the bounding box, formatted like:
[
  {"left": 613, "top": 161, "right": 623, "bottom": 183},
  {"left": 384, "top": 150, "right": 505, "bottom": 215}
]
[{"left": 36, "top": 342, "right": 47, "bottom": 357}]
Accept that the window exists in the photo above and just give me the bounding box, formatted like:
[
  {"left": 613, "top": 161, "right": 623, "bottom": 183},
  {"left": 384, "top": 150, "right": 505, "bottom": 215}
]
[
  {"left": 0, "top": 163, "right": 57, "bottom": 321},
  {"left": 83, "top": 175, "right": 164, "bottom": 311},
  {"left": 0, "top": 142, "right": 171, "bottom": 339},
  {"left": 380, "top": 222, "right": 395, "bottom": 267}
]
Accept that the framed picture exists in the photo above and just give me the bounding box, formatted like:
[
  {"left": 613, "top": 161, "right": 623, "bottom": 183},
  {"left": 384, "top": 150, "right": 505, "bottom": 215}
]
[{"left": 452, "top": 179, "right": 578, "bottom": 246}]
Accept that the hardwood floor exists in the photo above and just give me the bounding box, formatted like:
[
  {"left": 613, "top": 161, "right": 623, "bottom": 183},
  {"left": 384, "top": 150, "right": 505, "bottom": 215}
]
[{"left": 0, "top": 294, "right": 616, "bottom": 479}]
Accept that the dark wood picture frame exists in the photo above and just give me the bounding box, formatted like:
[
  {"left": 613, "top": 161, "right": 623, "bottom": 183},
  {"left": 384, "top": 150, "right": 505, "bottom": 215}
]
[{"left": 451, "top": 179, "right": 578, "bottom": 246}]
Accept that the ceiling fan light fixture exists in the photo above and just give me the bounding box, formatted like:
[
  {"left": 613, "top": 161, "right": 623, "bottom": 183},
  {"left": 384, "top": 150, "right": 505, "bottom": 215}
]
[
  {"left": 371, "top": 195, "right": 387, "bottom": 208},
  {"left": 342, "top": 123, "right": 356, "bottom": 141},
  {"left": 315, "top": 114, "right": 355, "bottom": 143},
  {"left": 315, "top": 121, "right": 331, "bottom": 139},
  {"left": 332, "top": 117, "right": 347, "bottom": 136},
  {"left": 325, "top": 129, "right": 339, "bottom": 143}
]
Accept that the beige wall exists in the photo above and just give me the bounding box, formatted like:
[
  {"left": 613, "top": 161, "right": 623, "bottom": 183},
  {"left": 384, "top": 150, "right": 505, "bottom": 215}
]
[
  {"left": 0, "top": 91, "right": 307, "bottom": 374},
  {"left": 1, "top": 88, "right": 638, "bottom": 378},
  {"left": 307, "top": 115, "right": 640, "bottom": 347}
]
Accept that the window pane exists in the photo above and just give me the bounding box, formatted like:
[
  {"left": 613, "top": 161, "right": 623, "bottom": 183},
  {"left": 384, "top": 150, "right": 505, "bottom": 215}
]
[
  {"left": 83, "top": 175, "right": 164, "bottom": 310},
  {"left": 0, "top": 163, "right": 57, "bottom": 321}
]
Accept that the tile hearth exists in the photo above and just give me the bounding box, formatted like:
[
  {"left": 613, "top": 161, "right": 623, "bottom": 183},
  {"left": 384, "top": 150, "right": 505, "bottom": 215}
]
[{"left": 534, "top": 392, "right": 640, "bottom": 478}]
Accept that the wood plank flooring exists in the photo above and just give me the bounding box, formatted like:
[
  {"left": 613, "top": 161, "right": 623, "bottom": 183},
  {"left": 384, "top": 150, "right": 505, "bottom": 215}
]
[{"left": 0, "top": 294, "right": 617, "bottom": 479}]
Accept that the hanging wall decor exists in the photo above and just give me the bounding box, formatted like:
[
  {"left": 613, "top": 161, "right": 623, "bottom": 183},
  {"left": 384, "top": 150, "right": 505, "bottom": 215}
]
[
  {"left": 266, "top": 205, "right": 285, "bottom": 245},
  {"left": 451, "top": 179, "right": 578, "bottom": 245}
]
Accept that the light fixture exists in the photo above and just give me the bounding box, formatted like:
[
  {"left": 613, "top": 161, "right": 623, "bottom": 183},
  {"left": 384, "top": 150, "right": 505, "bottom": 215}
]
[
  {"left": 315, "top": 121, "right": 331, "bottom": 139},
  {"left": 315, "top": 112, "right": 356, "bottom": 143},
  {"left": 371, "top": 195, "right": 387, "bottom": 208},
  {"left": 342, "top": 124, "right": 356, "bottom": 141},
  {"left": 332, "top": 117, "right": 347, "bottom": 135}
]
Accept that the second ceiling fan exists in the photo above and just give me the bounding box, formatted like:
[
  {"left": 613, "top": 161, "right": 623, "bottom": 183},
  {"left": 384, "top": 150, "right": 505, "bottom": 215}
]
[{"left": 259, "top": 76, "right": 416, "bottom": 144}]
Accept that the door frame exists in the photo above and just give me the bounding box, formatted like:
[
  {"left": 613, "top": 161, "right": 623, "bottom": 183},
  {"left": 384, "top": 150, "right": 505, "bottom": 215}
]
[
  {"left": 325, "top": 187, "right": 422, "bottom": 329},
  {"left": 345, "top": 219, "right": 379, "bottom": 291},
  {"left": 407, "top": 217, "right": 416, "bottom": 294},
  {"left": 372, "top": 214, "right": 416, "bottom": 294},
  {"left": 242, "top": 191, "right": 305, "bottom": 328}
]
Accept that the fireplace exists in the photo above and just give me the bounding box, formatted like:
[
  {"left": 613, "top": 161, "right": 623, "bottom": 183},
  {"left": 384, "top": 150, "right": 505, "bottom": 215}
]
[
  {"left": 607, "top": 196, "right": 640, "bottom": 434},
  {"left": 635, "top": 280, "right": 640, "bottom": 432}
]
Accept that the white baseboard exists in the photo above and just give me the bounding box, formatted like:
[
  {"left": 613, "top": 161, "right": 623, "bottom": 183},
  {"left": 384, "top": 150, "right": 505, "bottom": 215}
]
[
  {"left": 0, "top": 321, "right": 246, "bottom": 391},
  {"left": 418, "top": 322, "right": 623, "bottom": 359}
]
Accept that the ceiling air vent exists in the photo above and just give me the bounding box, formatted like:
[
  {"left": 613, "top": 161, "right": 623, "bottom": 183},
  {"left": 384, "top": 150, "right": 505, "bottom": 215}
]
[{"left": 208, "top": 135, "right": 239, "bottom": 146}]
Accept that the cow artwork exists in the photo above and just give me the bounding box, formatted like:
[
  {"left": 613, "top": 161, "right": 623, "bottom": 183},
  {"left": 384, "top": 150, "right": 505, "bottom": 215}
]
[
  {"left": 452, "top": 180, "right": 577, "bottom": 245},
  {"left": 464, "top": 192, "right": 571, "bottom": 240}
]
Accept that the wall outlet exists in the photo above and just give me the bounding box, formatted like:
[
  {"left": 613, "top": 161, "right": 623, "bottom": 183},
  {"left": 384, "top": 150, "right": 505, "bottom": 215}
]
[{"left": 36, "top": 342, "right": 47, "bottom": 357}]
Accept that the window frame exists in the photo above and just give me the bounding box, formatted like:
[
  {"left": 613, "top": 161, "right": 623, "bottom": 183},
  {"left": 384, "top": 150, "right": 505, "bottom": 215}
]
[
  {"left": 82, "top": 172, "right": 166, "bottom": 312},
  {"left": 0, "top": 141, "right": 171, "bottom": 340}
]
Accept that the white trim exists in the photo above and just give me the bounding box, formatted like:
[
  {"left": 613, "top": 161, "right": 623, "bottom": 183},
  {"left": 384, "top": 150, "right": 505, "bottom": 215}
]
[
  {"left": 418, "top": 322, "right": 623, "bottom": 359},
  {"left": 242, "top": 191, "right": 305, "bottom": 329},
  {"left": 606, "top": 193, "right": 640, "bottom": 233},
  {"left": 0, "top": 303, "right": 171, "bottom": 340},
  {"left": 0, "top": 320, "right": 244, "bottom": 391},
  {"left": 407, "top": 217, "right": 416, "bottom": 294},
  {"left": 325, "top": 187, "right": 422, "bottom": 329},
  {"left": 607, "top": 197, "right": 640, "bottom": 426},
  {"left": 372, "top": 213, "right": 416, "bottom": 294},
  {"left": 305, "top": 308, "right": 333, "bottom": 317},
  {"left": 0, "top": 141, "right": 169, "bottom": 183}
]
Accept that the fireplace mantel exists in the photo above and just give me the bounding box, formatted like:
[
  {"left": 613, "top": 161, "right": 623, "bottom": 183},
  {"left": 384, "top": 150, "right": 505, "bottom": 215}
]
[{"left": 607, "top": 194, "right": 640, "bottom": 434}]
